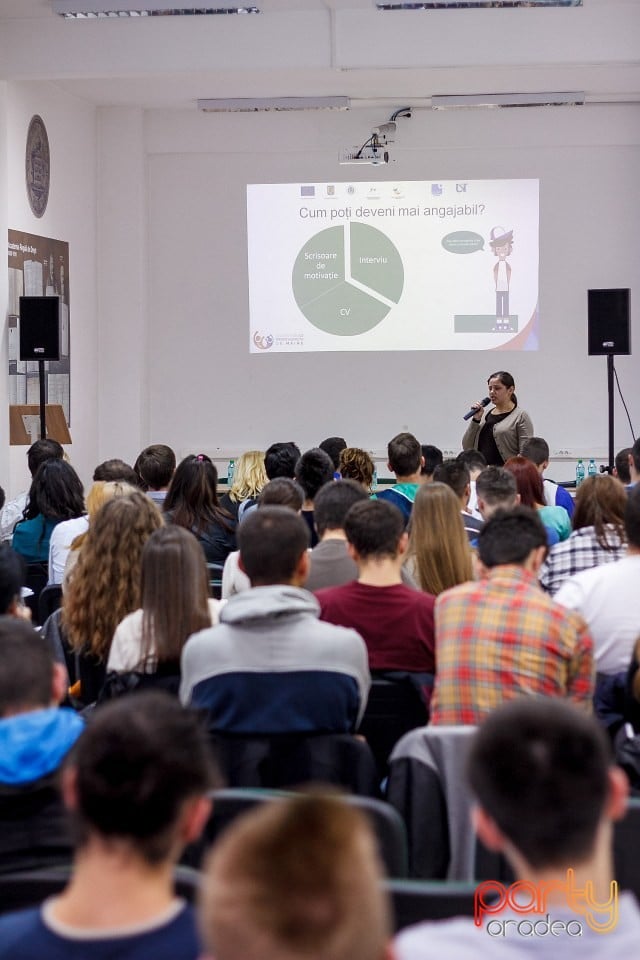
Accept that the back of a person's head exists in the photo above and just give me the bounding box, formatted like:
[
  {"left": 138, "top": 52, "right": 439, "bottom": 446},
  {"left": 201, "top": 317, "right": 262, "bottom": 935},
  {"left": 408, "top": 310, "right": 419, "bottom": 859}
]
[
  {"left": 503, "top": 455, "right": 545, "bottom": 509},
  {"left": 421, "top": 444, "right": 443, "bottom": 478},
  {"left": 264, "top": 442, "right": 301, "bottom": 480},
  {"left": 140, "top": 526, "right": 211, "bottom": 663},
  {"left": 26, "top": 459, "right": 85, "bottom": 522},
  {"left": 624, "top": 483, "right": 640, "bottom": 549},
  {"left": 477, "top": 506, "right": 547, "bottom": 569},
  {"left": 134, "top": 444, "right": 176, "bottom": 491},
  {"left": 314, "top": 479, "right": 368, "bottom": 537},
  {"left": 456, "top": 449, "right": 487, "bottom": 475},
  {"left": 521, "top": 436, "right": 550, "bottom": 467},
  {"left": 631, "top": 438, "right": 640, "bottom": 475},
  {"left": 408, "top": 483, "right": 473, "bottom": 595},
  {"left": 433, "top": 459, "right": 469, "bottom": 499},
  {"left": 258, "top": 477, "right": 304, "bottom": 512},
  {"left": 164, "top": 454, "right": 221, "bottom": 528},
  {"left": 573, "top": 474, "right": 627, "bottom": 538},
  {"left": 338, "top": 448, "right": 375, "bottom": 491},
  {"left": 319, "top": 437, "right": 347, "bottom": 471},
  {"left": 475, "top": 466, "right": 518, "bottom": 510},
  {"left": 93, "top": 458, "right": 140, "bottom": 486},
  {"left": 344, "top": 499, "right": 404, "bottom": 560},
  {"left": 387, "top": 432, "right": 421, "bottom": 478},
  {"left": 294, "top": 448, "right": 335, "bottom": 502},
  {"left": 239, "top": 506, "right": 310, "bottom": 586},
  {"left": 0, "top": 618, "right": 54, "bottom": 716},
  {"left": 615, "top": 447, "right": 632, "bottom": 485},
  {"left": 229, "top": 451, "right": 267, "bottom": 502},
  {"left": 468, "top": 699, "right": 612, "bottom": 870},
  {"left": 27, "top": 438, "right": 63, "bottom": 477},
  {"left": 0, "top": 544, "right": 25, "bottom": 615},
  {"left": 85, "top": 480, "right": 138, "bottom": 522},
  {"left": 69, "top": 692, "right": 217, "bottom": 863},
  {"left": 201, "top": 793, "right": 391, "bottom": 960}
]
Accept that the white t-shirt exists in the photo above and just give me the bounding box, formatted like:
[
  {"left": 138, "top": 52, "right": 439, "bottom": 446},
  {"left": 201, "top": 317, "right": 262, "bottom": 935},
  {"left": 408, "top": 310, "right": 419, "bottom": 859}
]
[
  {"left": 47, "top": 515, "right": 89, "bottom": 584},
  {"left": 108, "top": 598, "right": 222, "bottom": 673}
]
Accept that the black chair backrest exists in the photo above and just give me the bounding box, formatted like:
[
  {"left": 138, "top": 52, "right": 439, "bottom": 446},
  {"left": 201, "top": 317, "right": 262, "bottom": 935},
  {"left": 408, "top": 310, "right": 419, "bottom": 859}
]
[
  {"left": 23, "top": 562, "right": 49, "bottom": 626},
  {"left": 613, "top": 796, "right": 640, "bottom": 899},
  {"left": 38, "top": 583, "right": 63, "bottom": 625},
  {"left": 359, "top": 675, "right": 429, "bottom": 779},
  {"left": 385, "top": 878, "right": 482, "bottom": 931}
]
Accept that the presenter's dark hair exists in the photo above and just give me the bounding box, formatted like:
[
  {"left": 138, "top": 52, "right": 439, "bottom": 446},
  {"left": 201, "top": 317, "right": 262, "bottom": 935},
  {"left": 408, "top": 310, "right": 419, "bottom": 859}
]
[
  {"left": 488, "top": 370, "right": 517, "bottom": 406},
  {"left": 24, "top": 459, "right": 85, "bottom": 522},
  {"left": 421, "top": 444, "right": 443, "bottom": 478},
  {"left": 344, "top": 499, "right": 405, "bottom": 560},
  {"left": 314, "top": 479, "right": 368, "bottom": 537},
  {"left": 69, "top": 692, "right": 217, "bottom": 863},
  {"left": 387, "top": 432, "right": 421, "bottom": 477},
  {"left": 477, "top": 506, "right": 546, "bottom": 568},
  {"left": 294, "top": 448, "right": 335, "bottom": 502},
  {"left": 27, "top": 438, "right": 64, "bottom": 477},
  {"left": 468, "top": 698, "right": 611, "bottom": 869},
  {"left": 0, "top": 545, "right": 25, "bottom": 615},
  {"left": 264, "top": 442, "right": 301, "bottom": 480},
  {"left": 164, "top": 454, "right": 233, "bottom": 534},
  {"left": 239, "top": 507, "right": 310, "bottom": 586}
]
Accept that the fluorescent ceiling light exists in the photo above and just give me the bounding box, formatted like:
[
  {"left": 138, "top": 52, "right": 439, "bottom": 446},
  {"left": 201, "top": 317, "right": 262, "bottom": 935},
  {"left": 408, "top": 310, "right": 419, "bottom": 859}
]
[
  {"left": 53, "top": 1, "right": 259, "bottom": 16},
  {"left": 376, "top": 1, "right": 582, "bottom": 8},
  {"left": 198, "top": 97, "right": 350, "bottom": 112},
  {"left": 431, "top": 91, "right": 584, "bottom": 108}
]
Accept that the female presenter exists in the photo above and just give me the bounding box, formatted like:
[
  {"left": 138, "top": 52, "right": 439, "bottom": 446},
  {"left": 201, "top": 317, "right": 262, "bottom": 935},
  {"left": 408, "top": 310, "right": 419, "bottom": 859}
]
[{"left": 462, "top": 370, "right": 533, "bottom": 466}]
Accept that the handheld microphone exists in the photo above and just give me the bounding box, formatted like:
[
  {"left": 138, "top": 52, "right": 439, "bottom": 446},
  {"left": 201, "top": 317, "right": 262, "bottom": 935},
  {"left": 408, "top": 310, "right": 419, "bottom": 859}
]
[{"left": 463, "top": 397, "right": 490, "bottom": 422}]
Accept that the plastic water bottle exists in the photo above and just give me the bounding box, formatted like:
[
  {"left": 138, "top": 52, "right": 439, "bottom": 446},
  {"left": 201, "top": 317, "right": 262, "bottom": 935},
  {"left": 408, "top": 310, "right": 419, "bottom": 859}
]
[
  {"left": 576, "top": 458, "right": 585, "bottom": 489},
  {"left": 227, "top": 459, "right": 235, "bottom": 488},
  {"left": 588, "top": 458, "right": 598, "bottom": 479}
]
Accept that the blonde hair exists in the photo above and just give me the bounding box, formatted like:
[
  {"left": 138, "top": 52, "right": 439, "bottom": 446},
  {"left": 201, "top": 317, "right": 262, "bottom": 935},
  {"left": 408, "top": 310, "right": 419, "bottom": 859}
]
[
  {"left": 407, "top": 482, "right": 473, "bottom": 595},
  {"left": 62, "top": 492, "right": 163, "bottom": 661},
  {"left": 70, "top": 480, "right": 138, "bottom": 552},
  {"left": 229, "top": 451, "right": 267, "bottom": 503},
  {"left": 200, "top": 794, "right": 390, "bottom": 960}
]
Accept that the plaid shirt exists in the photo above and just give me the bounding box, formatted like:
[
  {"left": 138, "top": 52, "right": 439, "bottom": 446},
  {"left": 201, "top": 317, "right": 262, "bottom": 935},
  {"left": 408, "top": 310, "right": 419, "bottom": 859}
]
[
  {"left": 430, "top": 565, "right": 594, "bottom": 725},
  {"left": 539, "top": 525, "right": 627, "bottom": 596}
]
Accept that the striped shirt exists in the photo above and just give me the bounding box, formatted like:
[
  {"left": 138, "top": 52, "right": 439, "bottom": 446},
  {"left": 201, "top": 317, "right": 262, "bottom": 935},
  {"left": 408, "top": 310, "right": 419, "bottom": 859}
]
[
  {"left": 430, "top": 565, "right": 594, "bottom": 725},
  {"left": 539, "top": 525, "right": 627, "bottom": 597}
]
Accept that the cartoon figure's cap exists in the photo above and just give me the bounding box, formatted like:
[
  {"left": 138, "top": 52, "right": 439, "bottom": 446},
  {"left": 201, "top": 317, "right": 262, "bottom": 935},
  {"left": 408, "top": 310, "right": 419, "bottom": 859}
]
[{"left": 489, "top": 226, "right": 513, "bottom": 246}]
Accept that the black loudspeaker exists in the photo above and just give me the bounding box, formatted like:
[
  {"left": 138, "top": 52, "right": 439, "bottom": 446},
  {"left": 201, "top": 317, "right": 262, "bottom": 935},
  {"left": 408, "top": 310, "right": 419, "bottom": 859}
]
[
  {"left": 588, "top": 288, "right": 631, "bottom": 356},
  {"left": 19, "top": 296, "right": 60, "bottom": 361}
]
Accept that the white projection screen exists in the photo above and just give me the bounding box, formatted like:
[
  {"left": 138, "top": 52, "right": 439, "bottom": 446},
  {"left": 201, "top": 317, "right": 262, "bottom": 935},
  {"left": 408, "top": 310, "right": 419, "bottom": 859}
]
[{"left": 247, "top": 178, "right": 539, "bottom": 353}]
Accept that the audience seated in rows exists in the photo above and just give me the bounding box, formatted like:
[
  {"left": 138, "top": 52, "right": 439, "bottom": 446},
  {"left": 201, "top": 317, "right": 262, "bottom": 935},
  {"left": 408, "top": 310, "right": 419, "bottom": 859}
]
[
  {"left": 504, "top": 455, "right": 570, "bottom": 544},
  {"left": 0, "top": 439, "right": 63, "bottom": 543},
  {"left": 221, "top": 477, "right": 304, "bottom": 599},
  {"left": 316, "top": 499, "right": 435, "bottom": 708},
  {"left": 0, "top": 693, "right": 217, "bottom": 959},
  {"left": 59, "top": 492, "right": 163, "bottom": 705},
  {"left": 181, "top": 506, "right": 370, "bottom": 735},
  {"left": 319, "top": 436, "right": 347, "bottom": 478},
  {"left": 219, "top": 449, "right": 267, "bottom": 523},
  {"left": 134, "top": 443, "right": 176, "bottom": 506},
  {"left": 338, "top": 447, "right": 376, "bottom": 492},
  {"left": 264, "top": 441, "right": 301, "bottom": 480},
  {"left": 0, "top": 618, "right": 82, "bottom": 874},
  {"left": 376, "top": 432, "right": 424, "bottom": 525},
  {"left": 455, "top": 448, "right": 486, "bottom": 519},
  {"left": 430, "top": 507, "right": 594, "bottom": 725},
  {"left": 540, "top": 473, "right": 628, "bottom": 597},
  {"left": 432, "top": 459, "right": 483, "bottom": 543},
  {"left": 294, "top": 447, "right": 335, "bottom": 547},
  {"left": 60, "top": 479, "right": 137, "bottom": 588},
  {"left": 12, "top": 460, "right": 85, "bottom": 565},
  {"left": 474, "top": 464, "right": 519, "bottom": 521},
  {"left": 105, "top": 525, "right": 222, "bottom": 691},
  {"left": 404, "top": 482, "right": 474, "bottom": 596},
  {"left": 201, "top": 793, "right": 391, "bottom": 960},
  {"left": 395, "top": 698, "right": 640, "bottom": 958},
  {"left": 304, "top": 479, "right": 367, "bottom": 591},
  {"left": 163, "top": 454, "right": 236, "bottom": 566},
  {"left": 522, "top": 435, "right": 576, "bottom": 518},
  {"left": 420, "top": 443, "right": 443, "bottom": 481}
]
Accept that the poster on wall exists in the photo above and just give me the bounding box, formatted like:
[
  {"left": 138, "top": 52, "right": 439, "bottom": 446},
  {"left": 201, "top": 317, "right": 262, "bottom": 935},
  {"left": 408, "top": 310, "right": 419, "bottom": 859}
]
[{"left": 7, "top": 230, "right": 70, "bottom": 425}]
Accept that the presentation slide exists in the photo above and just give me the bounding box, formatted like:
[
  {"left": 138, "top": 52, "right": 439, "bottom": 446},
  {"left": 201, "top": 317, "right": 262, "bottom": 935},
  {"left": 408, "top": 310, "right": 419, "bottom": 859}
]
[{"left": 247, "top": 178, "right": 539, "bottom": 353}]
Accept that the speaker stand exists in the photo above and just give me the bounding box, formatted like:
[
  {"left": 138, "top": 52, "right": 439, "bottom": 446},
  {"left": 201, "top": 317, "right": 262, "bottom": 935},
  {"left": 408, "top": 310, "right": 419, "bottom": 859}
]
[
  {"left": 38, "top": 359, "right": 46, "bottom": 440},
  {"left": 607, "top": 352, "right": 614, "bottom": 473}
]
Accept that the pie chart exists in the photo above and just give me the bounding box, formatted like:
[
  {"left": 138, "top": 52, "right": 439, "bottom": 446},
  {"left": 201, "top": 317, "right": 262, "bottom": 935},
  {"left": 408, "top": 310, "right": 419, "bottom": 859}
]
[{"left": 292, "top": 222, "right": 404, "bottom": 336}]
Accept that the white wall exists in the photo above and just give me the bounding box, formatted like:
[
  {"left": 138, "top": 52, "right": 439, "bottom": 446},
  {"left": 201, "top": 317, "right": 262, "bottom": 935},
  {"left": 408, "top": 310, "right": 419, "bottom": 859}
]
[
  {"left": 4, "top": 81, "right": 98, "bottom": 495},
  {"left": 98, "top": 102, "right": 640, "bottom": 481}
]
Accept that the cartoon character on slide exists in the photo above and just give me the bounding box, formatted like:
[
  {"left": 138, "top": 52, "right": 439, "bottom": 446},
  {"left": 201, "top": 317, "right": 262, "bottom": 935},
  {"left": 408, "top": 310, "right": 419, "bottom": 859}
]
[{"left": 489, "top": 225, "right": 513, "bottom": 331}]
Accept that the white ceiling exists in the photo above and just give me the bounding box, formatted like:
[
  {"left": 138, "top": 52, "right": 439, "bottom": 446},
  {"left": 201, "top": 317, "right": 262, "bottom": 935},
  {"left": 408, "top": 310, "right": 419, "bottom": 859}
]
[{"left": 0, "top": 0, "right": 638, "bottom": 111}]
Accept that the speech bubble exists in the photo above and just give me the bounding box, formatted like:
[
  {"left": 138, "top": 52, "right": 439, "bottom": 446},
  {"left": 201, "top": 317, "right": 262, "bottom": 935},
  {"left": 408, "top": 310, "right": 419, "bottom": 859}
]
[{"left": 441, "top": 231, "right": 485, "bottom": 254}]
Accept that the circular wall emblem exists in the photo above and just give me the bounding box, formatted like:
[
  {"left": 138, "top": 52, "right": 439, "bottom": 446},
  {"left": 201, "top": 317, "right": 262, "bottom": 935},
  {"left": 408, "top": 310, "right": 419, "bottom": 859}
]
[{"left": 25, "top": 115, "right": 50, "bottom": 218}]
